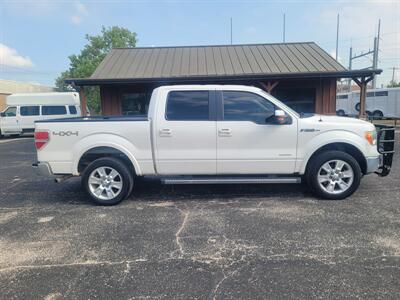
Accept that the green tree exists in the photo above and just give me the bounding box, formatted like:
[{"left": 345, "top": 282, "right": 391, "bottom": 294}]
[
  {"left": 387, "top": 80, "right": 400, "bottom": 88},
  {"left": 56, "top": 26, "right": 137, "bottom": 113}
]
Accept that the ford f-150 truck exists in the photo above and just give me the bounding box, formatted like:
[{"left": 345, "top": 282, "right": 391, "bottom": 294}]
[{"left": 33, "top": 85, "right": 395, "bottom": 205}]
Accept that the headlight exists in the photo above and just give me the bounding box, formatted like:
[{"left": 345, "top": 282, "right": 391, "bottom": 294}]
[{"left": 365, "top": 130, "right": 377, "bottom": 145}]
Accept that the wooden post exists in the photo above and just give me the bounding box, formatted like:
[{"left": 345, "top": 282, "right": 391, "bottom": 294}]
[
  {"left": 79, "top": 86, "right": 87, "bottom": 117},
  {"left": 259, "top": 81, "right": 279, "bottom": 93},
  {"left": 353, "top": 76, "right": 374, "bottom": 119},
  {"left": 359, "top": 78, "right": 367, "bottom": 119}
]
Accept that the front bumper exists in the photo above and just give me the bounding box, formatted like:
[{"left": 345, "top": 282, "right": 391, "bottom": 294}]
[
  {"left": 375, "top": 125, "right": 395, "bottom": 177},
  {"left": 366, "top": 156, "right": 381, "bottom": 174},
  {"left": 32, "top": 162, "right": 54, "bottom": 177}
]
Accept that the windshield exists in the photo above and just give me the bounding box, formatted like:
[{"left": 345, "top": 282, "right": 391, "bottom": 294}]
[{"left": 258, "top": 89, "right": 300, "bottom": 118}]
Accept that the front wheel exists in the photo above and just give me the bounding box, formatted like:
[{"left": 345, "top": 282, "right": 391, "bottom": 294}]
[
  {"left": 82, "top": 157, "right": 133, "bottom": 205},
  {"left": 306, "top": 151, "right": 361, "bottom": 200}
]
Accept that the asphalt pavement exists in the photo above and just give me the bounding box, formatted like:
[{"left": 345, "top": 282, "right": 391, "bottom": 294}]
[{"left": 0, "top": 137, "right": 399, "bottom": 299}]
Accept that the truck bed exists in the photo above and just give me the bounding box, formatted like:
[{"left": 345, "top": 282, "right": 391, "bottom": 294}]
[{"left": 34, "top": 116, "right": 153, "bottom": 176}]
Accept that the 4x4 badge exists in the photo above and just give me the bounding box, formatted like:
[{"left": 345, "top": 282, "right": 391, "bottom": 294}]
[{"left": 52, "top": 131, "right": 79, "bottom": 137}]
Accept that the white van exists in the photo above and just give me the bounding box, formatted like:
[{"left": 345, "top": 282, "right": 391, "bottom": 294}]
[{"left": 0, "top": 92, "right": 86, "bottom": 137}]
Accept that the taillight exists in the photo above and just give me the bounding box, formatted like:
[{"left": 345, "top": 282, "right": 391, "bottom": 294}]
[{"left": 34, "top": 131, "right": 49, "bottom": 150}]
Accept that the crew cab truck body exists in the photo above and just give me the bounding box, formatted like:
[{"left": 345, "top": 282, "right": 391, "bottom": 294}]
[{"left": 33, "top": 85, "right": 395, "bottom": 205}]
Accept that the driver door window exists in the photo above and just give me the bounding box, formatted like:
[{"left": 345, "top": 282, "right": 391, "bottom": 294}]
[
  {"left": 223, "top": 91, "right": 275, "bottom": 123},
  {"left": 4, "top": 107, "right": 17, "bottom": 117}
]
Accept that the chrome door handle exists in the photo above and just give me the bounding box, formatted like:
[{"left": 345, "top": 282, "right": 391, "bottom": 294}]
[
  {"left": 159, "top": 128, "right": 172, "bottom": 137},
  {"left": 218, "top": 128, "right": 232, "bottom": 137}
]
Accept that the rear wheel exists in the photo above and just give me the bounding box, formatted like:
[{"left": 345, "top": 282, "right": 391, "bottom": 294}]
[
  {"left": 82, "top": 157, "right": 133, "bottom": 205},
  {"left": 336, "top": 110, "right": 345, "bottom": 116},
  {"left": 372, "top": 110, "right": 383, "bottom": 119},
  {"left": 306, "top": 151, "right": 361, "bottom": 200}
]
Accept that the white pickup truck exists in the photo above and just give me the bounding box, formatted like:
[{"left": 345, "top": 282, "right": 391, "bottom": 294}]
[{"left": 33, "top": 85, "right": 395, "bottom": 205}]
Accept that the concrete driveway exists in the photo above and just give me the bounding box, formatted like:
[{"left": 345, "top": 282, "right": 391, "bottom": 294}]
[{"left": 0, "top": 137, "right": 399, "bottom": 299}]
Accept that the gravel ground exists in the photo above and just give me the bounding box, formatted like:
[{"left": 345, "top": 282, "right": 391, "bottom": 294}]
[{"left": 0, "top": 136, "right": 399, "bottom": 299}]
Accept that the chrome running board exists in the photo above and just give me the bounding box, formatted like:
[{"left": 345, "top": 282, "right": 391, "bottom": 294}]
[{"left": 161, "top": 176, "right": 301, "bottom": 185}]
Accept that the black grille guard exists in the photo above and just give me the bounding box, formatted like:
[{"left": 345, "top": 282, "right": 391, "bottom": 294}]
[{"left": 375, "top": 125, "right": 396, "bottom": 177}]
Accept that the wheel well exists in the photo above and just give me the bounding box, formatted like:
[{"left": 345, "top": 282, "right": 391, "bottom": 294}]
[
  {"left": 78, "top": 146, "right": 136, "bottom": 175},
  {"left": 306, "top": 143, "right": 367, "bottom": 175}
]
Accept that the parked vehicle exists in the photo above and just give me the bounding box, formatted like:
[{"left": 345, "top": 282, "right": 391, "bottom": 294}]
[
  {"left": 33, "top": 85, "right": 395, "bottom": 205},
  {"left": 336, "top": 87, "right": 400, "bottom": 118},
  {"left": 0, "top": 92, "right": 86, "bottom": 137}
]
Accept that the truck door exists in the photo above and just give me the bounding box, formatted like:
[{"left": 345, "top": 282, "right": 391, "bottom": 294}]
[
  {"left": 155, "top": 89, "right": 217, "bottom": 175},
  {"left": 0, "top": 106, "right": 20, "bottom": 134},
  {"left": 216, "top": 90, "right": 298, "bottom": 174}
]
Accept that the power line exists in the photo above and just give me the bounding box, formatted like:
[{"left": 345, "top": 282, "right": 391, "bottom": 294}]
[{"left": 318, "top": 31, "right": 398, "bottom": 47}]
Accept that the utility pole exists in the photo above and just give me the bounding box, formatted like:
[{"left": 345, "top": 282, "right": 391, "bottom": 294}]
[
  {"left": 230, "top": 17, "right": 233, "bottom": 45},
  {"left": 392, "top": 67, "right": 396, "bottom": 85},
  {"left": 348, "top": 47, "right": 353, "bottom": 92},
  {"left": 283, "top": 13, "right": 286, "bottom": 43},
  {"left": 372, "top": 19, "right": 381, "bottom": 88},
  {"left": 348, "top": 19, "right": 381, "bottom": 90},
  {"left": 336, "top": 14, "right": 340, "bottom": 60}
]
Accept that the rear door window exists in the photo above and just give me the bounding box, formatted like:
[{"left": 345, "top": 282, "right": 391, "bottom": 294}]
[
  {"left": 166, "top": 91, "right": 210, "bottom": 121},
  {"left": 375, "top": 91, "right": 388, "bottom": 97},
  {"left": 42, "top": 105, "right": 67, "bottom": 115},
  {"left": 68, "top": 105, "right": 77, "bottom": 115},
  {"left": 20, "top": 106, "right": 40, "bottom": 116}
]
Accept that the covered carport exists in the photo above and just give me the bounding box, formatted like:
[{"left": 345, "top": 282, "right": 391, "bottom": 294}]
[{"left": 66, "top": 42, "right": 381, "bottom": 118}]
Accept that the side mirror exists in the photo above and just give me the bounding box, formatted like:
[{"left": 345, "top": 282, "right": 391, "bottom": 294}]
[
  {"left": 0, "top": 112, "right": 5, "bottom": 117},
  {"left": 266, "top": 109, "right": 292, "bottom": 125}
]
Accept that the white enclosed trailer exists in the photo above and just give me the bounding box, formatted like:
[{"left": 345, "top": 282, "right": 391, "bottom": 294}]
[{"left": 336, "top": 87, "right": 400, "bottom": 118}]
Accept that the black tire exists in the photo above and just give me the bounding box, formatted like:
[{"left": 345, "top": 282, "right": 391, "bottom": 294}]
[
  {"left": 336, "top": 110, "right": 345, "bottom": 116},
  {"left": 355, "top": 103, "right": 360, "bottom": 112},
  {"left": 82, "top": 157, "right": 133, "bottom": 205},
  {"left": 372, "top": 110, "right": 383, "bottom": 119},
  {"left": 306, "top": 150, "right": 361, "bottom": 200}
]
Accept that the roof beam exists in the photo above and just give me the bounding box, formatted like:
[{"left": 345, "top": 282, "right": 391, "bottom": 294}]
[{"left": 66, "top": 69, "right": 382, "bottom": 86}]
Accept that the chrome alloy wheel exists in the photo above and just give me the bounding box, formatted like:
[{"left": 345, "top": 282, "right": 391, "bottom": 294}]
[
  {"left": 317, "top": 159, "right": 354, "bottom": 195},
  {"left": 88, "top": 167, "right": 123, "bottom": 200}
]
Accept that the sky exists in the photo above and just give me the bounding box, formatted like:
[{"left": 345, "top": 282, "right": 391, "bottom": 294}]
[{"left": 0, "top": 0, "right": 399, "bottom": 87}]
